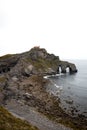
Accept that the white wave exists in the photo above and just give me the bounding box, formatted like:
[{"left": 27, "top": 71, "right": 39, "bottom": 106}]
[
  {"left": 56, "top": 73, "right": 64, "bottom": 76},
  {"left": 54, "top": 83, "right": 63, "bottom": 90},
  {"left": 43, "top": 76, "right": 49, "bottom": 79},
  {"left": 44, "top": 73, "right": 64, "bottom": 79},
  {"left": 54, "top": 84, "right": 59, "bottom": 88}
]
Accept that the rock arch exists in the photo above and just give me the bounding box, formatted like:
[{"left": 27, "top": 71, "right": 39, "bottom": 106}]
[{"left": 57, "top": 62, "right": 77, "bottom": 74}]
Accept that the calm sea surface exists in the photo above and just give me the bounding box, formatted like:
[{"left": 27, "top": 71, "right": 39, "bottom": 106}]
[{"left": 46, "top": 60, "right": 87, "bottom": 117}]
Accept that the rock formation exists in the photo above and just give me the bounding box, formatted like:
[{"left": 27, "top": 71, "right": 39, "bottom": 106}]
[
  {"left": 57, "top": 61, "right": 77, "bottom": 74},
  {"left": 0, "top": 47, "right": 77, "bottom": 76}
]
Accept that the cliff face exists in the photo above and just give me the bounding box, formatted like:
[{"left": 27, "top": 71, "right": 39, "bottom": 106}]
[{"left": 0, "top": 47, "right": 77, "bottom": 77}]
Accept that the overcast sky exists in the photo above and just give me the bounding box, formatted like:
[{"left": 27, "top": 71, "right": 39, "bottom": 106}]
[{"left": 0, "top": 0, "right": 87, "bottom": 59}]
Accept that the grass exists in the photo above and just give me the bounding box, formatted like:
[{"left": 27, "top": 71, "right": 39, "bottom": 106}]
[
  {"left": 0, "top": 106, "right": 39, "bottom": 130},
  {"left": 0, "top": 54, "right": 14, "bottom": 60},
  {"left": 26, "top": 57, "right": 59, "bottom": 72},
  {"left": 0, "top": 76, "right": 6, "bottom": 82}
]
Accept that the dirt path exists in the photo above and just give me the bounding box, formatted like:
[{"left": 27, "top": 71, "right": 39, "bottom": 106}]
[{"left": 5, "top": 101, "right": 72, "bottom": 130}]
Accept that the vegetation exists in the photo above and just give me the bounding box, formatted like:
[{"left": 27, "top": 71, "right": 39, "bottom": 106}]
[
  {"left": 0, "top": 106, "right": 39, "bottom": 130},
  {"left": 0, "top": 54, "right": 14, "bottom": 60},
  {"left": 26, "top": 57, "right": 59, "bottom": 72},
  {"left": 0, "top": 76, "right": 6, "bottom": 82}
]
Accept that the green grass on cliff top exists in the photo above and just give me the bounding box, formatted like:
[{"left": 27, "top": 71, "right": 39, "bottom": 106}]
[
  {"left": 26, "top": 57, "right": 59, "bottom": 70},
  {"left": 0, "top": 106, "right": 38, "bottom": 130},
  {"left": 0, "top": 54, "right": 14, "bottom": 60}
]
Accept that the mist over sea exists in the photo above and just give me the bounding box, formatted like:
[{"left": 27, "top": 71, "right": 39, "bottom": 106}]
[{"left": 46, "top": 60, "right": 87, "bottom": 117}]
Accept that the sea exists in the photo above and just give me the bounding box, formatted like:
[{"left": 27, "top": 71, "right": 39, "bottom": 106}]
[{"left": 45, "top": 60, "right": 87, "bottom": 117}]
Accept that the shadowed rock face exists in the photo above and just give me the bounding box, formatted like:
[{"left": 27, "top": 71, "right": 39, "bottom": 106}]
[
  {"left": 0, "top": 47, "right": 77, "bottom": 75},
  {"left": 0, "top": 54, "right": 20, "bottom": 74}
]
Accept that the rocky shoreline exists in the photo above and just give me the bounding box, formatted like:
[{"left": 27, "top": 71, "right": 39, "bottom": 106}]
[
  {"left": 2, "top": 74, "right": 87, "bottom": 130},
  {"left": 0, "top": 47, "right": 87, "bottom": 130}
]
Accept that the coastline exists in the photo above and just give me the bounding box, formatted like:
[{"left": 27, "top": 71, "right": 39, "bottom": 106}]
[{"left": 3, "top": 75, "right": 87, "bottom": 130}]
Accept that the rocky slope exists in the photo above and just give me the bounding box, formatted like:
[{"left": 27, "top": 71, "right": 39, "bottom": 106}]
[{"left": 0, "top": 47, "right": 87, "bottom": 130}]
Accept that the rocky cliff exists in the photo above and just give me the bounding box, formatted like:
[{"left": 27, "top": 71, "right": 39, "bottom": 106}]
[{"left": 0, "top": 47, "right": 77, "bottom": 77}]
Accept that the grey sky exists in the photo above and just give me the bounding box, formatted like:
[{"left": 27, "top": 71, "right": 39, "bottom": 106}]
[{"left": 0, "top": 0, "right": 87, "bottom": 59}]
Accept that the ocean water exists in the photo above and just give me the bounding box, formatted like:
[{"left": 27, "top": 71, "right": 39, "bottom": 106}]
[{"left": 45, "top": 60, "right": 87, "bottom": 117}]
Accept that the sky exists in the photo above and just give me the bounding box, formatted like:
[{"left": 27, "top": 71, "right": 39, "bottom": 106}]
[{"left": 0, "top": 0, "right": 87, "bottom": 60}]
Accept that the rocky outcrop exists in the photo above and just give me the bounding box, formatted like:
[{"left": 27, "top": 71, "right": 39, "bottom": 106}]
[
  {"left": 0, "top": 54, "right": 20, "bottom": 74},
  {"left": 0, "top": 47, "right": 77, "bottom": 76},
  {"left": 57, "top": 61, "right": 77, "bottom": 74}
]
